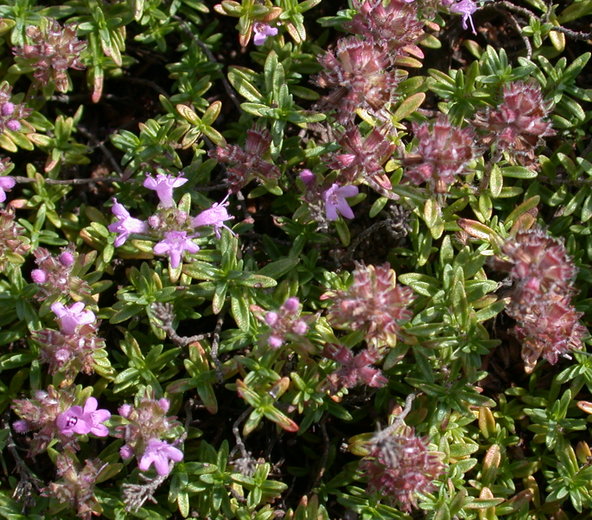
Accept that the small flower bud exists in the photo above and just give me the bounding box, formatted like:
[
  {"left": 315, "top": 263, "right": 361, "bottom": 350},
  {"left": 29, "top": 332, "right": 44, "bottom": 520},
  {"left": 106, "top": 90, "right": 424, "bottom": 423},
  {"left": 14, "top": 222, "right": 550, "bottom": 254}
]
[
  {"left": 299, "top": 169, "right": 316, "bottom": 186},
  {"left": 268, "top": 335, "right": 283, "bottom": 349},
  {"left": 31, "top": 268, "right": 47, "bottom": 283},
  {"left": 6, "top": 120, "right": 20, "bottom": 132},
  {"left": 118, "top": 404, "right": 132, "bottom": 418},
  {"left": 120, "top": 444, "right": 134, "bottom": 459},
  {"left": 157, "top": 398, "right": 170, "bottom": 413},
  {"left": 265, "top": 311, "right": 279, "bottom": 326},
  {"left": 58, "top": 251, "right": 75, "bottom": 266},
  {"left": 13, "top": 419, "right": 29, "bottom": 433},
  {"left": 1, "top": 102, "right": 15, "bottom": 117},
  {"left": 292, "top": 320, "right": 308, "bottom": 335},
  {"left": 283, "top": 297, "right": 300, "bottom": 313}
]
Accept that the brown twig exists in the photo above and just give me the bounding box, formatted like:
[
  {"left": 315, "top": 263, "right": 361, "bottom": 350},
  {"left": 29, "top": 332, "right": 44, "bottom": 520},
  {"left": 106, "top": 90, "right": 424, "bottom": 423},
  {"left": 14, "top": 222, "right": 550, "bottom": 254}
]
[{"left": 77, "top": 125, "right": 124, "bottom": 176}]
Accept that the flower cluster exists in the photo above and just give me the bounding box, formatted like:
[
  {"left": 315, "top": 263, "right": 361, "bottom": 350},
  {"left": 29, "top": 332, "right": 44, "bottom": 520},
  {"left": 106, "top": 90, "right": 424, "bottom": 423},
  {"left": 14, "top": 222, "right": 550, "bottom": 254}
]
[
  {"left": 13, "top": 19, "right": 87, "bottom": 92},
  {"left": 404, "top": 115, "right": 475, "bottom": 192},
  {"left": 115, "top": 396, "right": 184, "bottom": 476},
  {"left": 495, "top": 228, "right": 587, "bottom": 371},
  {"left": 0, "top": 82, "right": 30, "bottom": 134},
  {"left": 108, "top": 172, "right": 234, "bottom": 269},
  {"left": 209, "top": 128, "right": 280, "bottom": 192},
  {"left": 323, "top": 344, "right": 387, "bottom": 390},
  {"left": 12, "top": 386, "right": 79, "bottom": 455},
  {"left": 360, "top": 425, "right": 444, "bottom": 512},
  {"left": 31, "top": 246, "right": 92, "bottom": 298},
  {"left": 44, "top": 454, "right": 103, "bottom": 520},
  {"left": 0, "top": 209, "right": 29, "bottom": 271},
  {"left": 327, "top": 126, "right": 395, "bottom": 192},
  {"left": 346, "top": 0, "right": 425, "bottom": 57},
  {"left": 34, "top": 302, "right": 104, "bottom": 384},
  {"left": 323, "top": 263, "right": 415, "bottom": 346},
  {"left": 259, "top": 297, "right": 309, "bottom": 349},
  {"left": 476, "top": 81, "right": 555, "bottom": 167}
]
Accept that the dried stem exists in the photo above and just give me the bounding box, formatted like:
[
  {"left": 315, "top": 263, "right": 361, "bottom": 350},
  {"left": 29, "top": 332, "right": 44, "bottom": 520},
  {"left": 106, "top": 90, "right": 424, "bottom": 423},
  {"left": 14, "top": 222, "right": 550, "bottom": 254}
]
[
  {"left": 152, "top": 302, "right": 211, "bottom": 347},
  {"left": 77, "top": 125, "right": 123, "bottom": 176}
]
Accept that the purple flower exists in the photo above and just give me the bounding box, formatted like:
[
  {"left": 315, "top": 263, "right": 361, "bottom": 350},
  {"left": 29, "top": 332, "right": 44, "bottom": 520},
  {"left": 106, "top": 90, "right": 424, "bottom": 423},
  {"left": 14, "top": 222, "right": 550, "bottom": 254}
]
[
  {"left": 253, "top": 22, "right": 278, "bottom": 46},
  {"left": 58, "top": 251, "right": 75, "bottom": 266},
  {"left": 108, "top": 198, "right": 148, "bottom": 247},
  {"left": 31, "top": 268, "right": 47, "bottom": 283},
  {"left": 120, "top": 444, "right": 134, "bottom": 459},
  {"left": 192, "top": 193, "right": 234, "bottom": 238},
  {"left": 299, "top": 169, "right": 316, "bottom": 186},
  {"left": 0, "top": 176, "right": 15, "bottom": 202},
  {"left": 323, "top": 184, "right": 359, "bottom": 221},
  {"left": 143, "top": 173, "right": 188, "bottom": 208},
  {"left": 153, "top": 231, "right": 200, "bottom": 269},
  {"left": 450, "top": 0, "right": 478, "bottom": 34},
  {"left": 56, "top": 397, "right": 111, "bottom": 437},
  {"left": 51, "top": 301, "right": 95, "bottom": 335},
  {"left": 138, "top": 438, "right": 184, "bottom": 476}
]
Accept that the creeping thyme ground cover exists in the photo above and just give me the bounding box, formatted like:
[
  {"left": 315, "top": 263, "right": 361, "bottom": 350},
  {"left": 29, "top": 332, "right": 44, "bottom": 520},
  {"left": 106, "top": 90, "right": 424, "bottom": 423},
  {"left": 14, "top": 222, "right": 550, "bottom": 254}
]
[{"left": 0, "top": 0, "right": 592, "bottom": 518}]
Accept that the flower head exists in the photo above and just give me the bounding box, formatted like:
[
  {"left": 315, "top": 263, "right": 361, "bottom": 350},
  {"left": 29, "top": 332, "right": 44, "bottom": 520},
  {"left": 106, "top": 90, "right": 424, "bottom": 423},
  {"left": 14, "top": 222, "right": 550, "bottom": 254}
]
[
  {"left": 108, "top": 198, "right": 148, "bottom": 247},
  {"left": 258, "top": 297, "right": 310, "bottom": 349},
  {"left": 209, "top": 128, "right": 280, "bottom": 192},
  {"left": 51, "top": 301, "right": 96, "bottom": 335},
  {"left": 153, "top": 230, "right": 199, "bottom": 268},
  {"left": 56, "top": 397, "right": 111, "bottom": 437},
  {"left": 404, "top": 116, "right": 475, "bottom": 192},
  {"left": 323, "top": 184, "right": 359, "bottom": 221},
  {"left": 138, "top": 438, "right": 184, "bottom": 476},
  {"left": 253, "top": 22, "right": 278, "bottom": 45},
  {"left": 143, "top": 173, "right": 188, "bottom": 208},
  {"left": 361, "top": 425, "right": 444, "bottom": 512},
  {"left": 0, "top": 176, "right": 15, "bottom": 202},
  {"left": 346, "top": 0, "right": 425, "bottom": 56},
  {"left": 323, "top": 263, "right": 414, "bottom": 346},
  {"left": 13, "top": 20, "right": 87, "bottom": 92},
  {"left": 192, "top": 193, "right": 234, "bottom": 238},
  {"left": 328, "top": 126, "right": 395, "bottom": 192},
  {"left": 315, "top": 37, "right": 399, "bottom": 124},
  {"left": 494, "top": 228, "right": 586, "bottom": 371},
  {"left": 476, "top": 81, "right": 554, "bottom": 167}
]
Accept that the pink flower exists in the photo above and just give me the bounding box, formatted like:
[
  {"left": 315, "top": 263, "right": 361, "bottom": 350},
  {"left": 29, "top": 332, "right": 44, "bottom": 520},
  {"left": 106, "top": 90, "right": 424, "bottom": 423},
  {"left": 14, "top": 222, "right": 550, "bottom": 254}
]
[
  {"left": 192, "top": 193, "right": 234, "bottom": 238},
  {"left": 143, "top": 173, "right": 188, "bottom": 208},
  {"left": 253, "top": 22, "right": 278, "bottom": 46},
  {"left": 31, "top": 268, "right": 47, "bottom": 283},
  {"left": 0, "top": 176, "right": 15, "bottom": 202},
  {"left": 120, "top": 444, "right": 134, "bottom": 459},
  {"left": 108, "top": 198, "right": 148, "bottom": 247},
  {"left": 324, "top": 344, "right": 387, "bottom": 390},
  {"left": 56, "top": 397, "right": 111, "bottom": 437},
  {"left": 323, "top": 184, "right": 359, "bottom": 221},
  {"left": 153, "top": 230, "right": 200, "bottom": 268},
  {"left": 450, "top": 0, "right": 478, "bottom": 34},
  {"left": 51, "top": 301, "right": 95, "bottom": 335},
  {"left": 138, "top": 438, "right": 184, "bottom": 476}
]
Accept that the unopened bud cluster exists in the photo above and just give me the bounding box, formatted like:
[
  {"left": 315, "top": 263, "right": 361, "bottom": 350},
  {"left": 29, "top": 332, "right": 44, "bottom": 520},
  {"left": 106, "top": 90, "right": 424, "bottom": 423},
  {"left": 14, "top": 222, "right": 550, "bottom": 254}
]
[
  {"left": 31, "top": 246, "right": 91, "bottom": 298},
  {"left": 13, "top": 19, "right": 87, "bottom": 92},
  {"left": 0, "top": 209, "right": 29, "bottom": 271},
  {"left": 0, "top": 82, "right": 30, "bottom": 134},
  {"left": 496, "top": 228, "right": 586, "bottom": 371},
  {"left": 262, "top": 297, "right": 309, "bottom": 349}
]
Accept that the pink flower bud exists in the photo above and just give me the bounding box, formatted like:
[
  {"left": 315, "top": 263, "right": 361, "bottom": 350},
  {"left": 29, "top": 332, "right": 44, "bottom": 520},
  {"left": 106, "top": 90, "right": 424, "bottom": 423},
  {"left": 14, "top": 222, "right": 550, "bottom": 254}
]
[
  {"left": 268, "top": 335, "right": 283, "bottom": 349},
  {"left": 265, "top": 311, "right": 279, "bottom": 326},
  {"left": 158, "top": 398, "right": 170, "bottom": 412},
  {"left": 58, "top": 251, "right": 75, "bottom": 266},
  {"left": 31, "top": 269, "right": 47, "bottom": 283},
  {"left": 283, "top": 297, "right": 300, "bottom": 313},
  {"left": 6, "top": 120, "right": 21, "bottom": 132},
  {"left": 120, "top": 444, "right": 134, "bottom": 459},
  {"left": 299, "top": 169, "right": 316, "bottom": 186},
  {"left": 1, "top": 102, "right": 15, "bottom": 117},
  {"left": 118, "top": 404, "right": 132, "bottom": 418},
  {"left": 13, "top": 419, "right": 29, "bottom": 433},
  {"left": 292, "top": 320, "right": 308, "bottom": 335}
]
